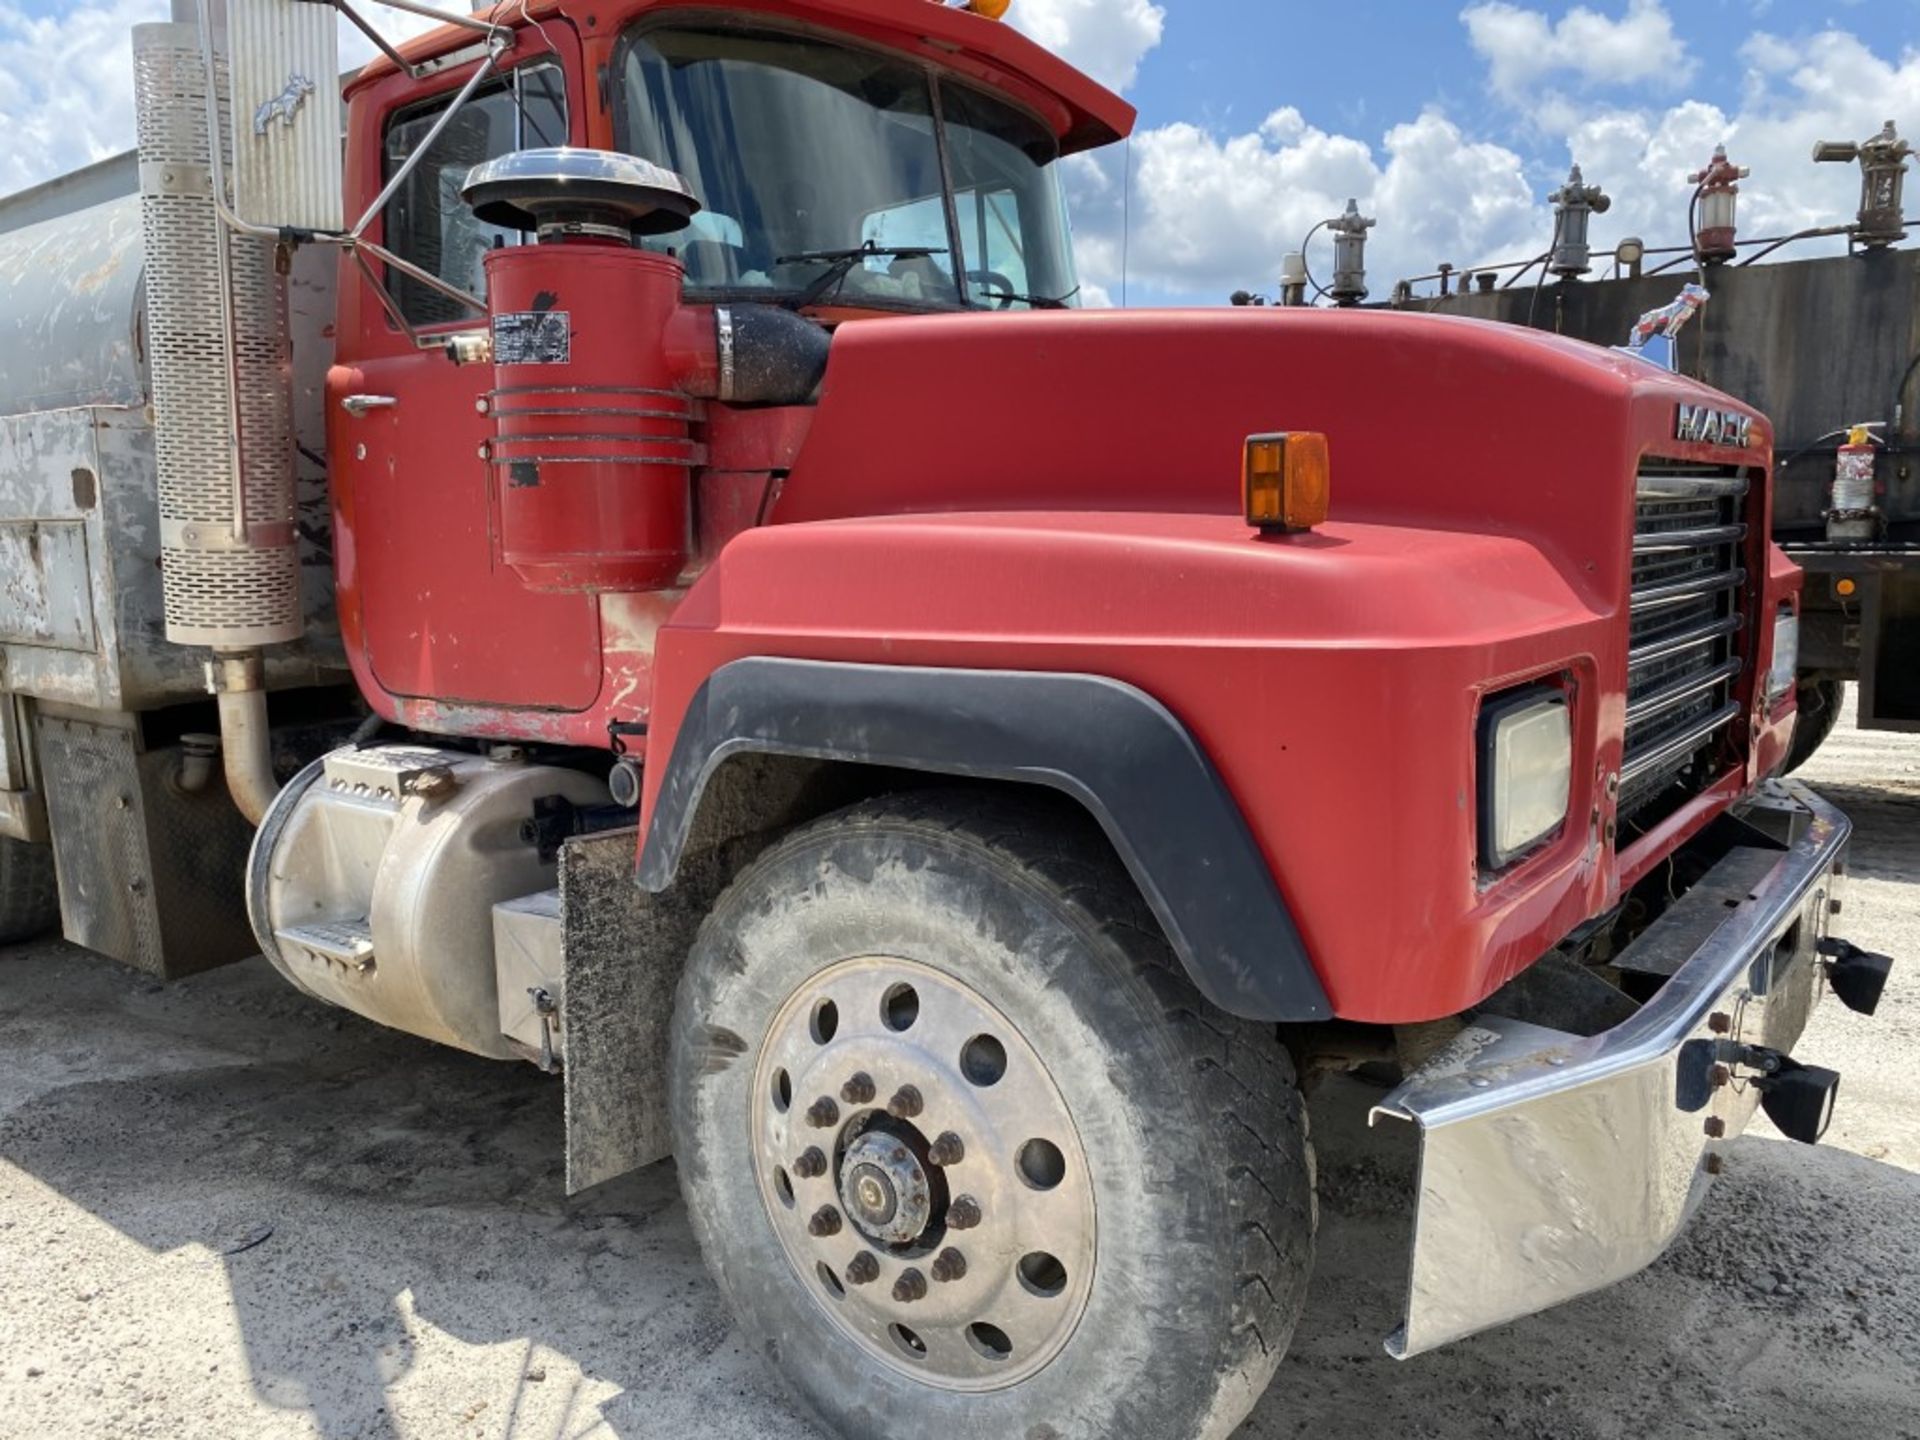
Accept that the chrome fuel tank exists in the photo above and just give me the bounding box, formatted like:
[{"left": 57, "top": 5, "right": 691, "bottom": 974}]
[{"left": 249, "top": 744, "right": 607, "bottom": 1060}]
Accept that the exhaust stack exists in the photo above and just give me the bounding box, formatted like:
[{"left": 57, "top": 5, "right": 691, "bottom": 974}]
[{"left": 134, "top": 17, "right": 302, "bottom": 822}]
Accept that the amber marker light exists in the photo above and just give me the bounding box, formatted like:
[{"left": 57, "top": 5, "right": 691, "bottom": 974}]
[
  {"left": 1244, "top": 432, "right": 1331, "bottom": 533},
  {"left": 967, "top": 0, "right": 1012, "bottom": 17}
]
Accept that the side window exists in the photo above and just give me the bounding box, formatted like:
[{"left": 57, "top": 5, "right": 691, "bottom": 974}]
[
  {"left": 940, "top": 83, "right": 1077, "bottom": 307},
  {"left": 382, "top": 63, "right": 567, "bottom": 327}
]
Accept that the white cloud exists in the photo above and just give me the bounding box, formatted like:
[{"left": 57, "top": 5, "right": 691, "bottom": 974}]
[
  {"left": 1064, "top": 107, "right": 1544, "bottom": 305},
  {"left": 0, "top": 1, "right": 164, "bottom": 195},
  {"left": 1065, "top": 14, "right": 1920, "bottom": 306},
  {"left": 1008, "top": 0, "right": 1164, "bottom": 94},
  {"left": 1462, "top": 0, "right": 1694, "bottom": 99},
  {"left": 0, "top": 3, "right": 452, "bottom": 198},
  {"left": 1023, "top": 0, "right": 1696, "bottom": 304}
]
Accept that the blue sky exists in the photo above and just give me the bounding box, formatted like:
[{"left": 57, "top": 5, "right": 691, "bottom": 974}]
[
  {"left": 2, "top": 1, "right": 1917, "bottom": 306},
  {"left": 1128, "top": 2, "right": 1917, "bottom": 141},
  {"left": 1036, "top": 0, "right": 1920, "bottom": 305}
]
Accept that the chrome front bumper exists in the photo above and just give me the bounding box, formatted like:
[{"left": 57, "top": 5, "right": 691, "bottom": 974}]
[{"left": 1372, "top": 779, "right": 1852, "bottom": 1359}]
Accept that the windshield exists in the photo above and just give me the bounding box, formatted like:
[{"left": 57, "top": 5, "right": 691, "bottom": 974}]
[{"left": 614, "top": 23, "right": 1080, "bottom": 311}]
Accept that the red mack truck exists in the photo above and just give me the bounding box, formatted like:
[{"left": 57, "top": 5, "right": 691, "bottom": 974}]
[{"left": 0, "top": 1, "right": 1898, "bottom": 1436}]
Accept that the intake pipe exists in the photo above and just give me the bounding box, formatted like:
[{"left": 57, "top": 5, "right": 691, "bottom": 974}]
[
  {"left": 666, "top": 302, "right": 832, "bottom": 406},
  {"left": 212, "top": 652, "right": 276, "bottom": 826}
]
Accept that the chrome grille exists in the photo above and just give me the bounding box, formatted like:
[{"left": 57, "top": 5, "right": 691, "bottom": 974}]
[{"left": 1621, "top": 463, "right": 1751, "bottom": 820}]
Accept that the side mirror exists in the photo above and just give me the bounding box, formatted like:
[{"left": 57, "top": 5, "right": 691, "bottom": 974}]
[{"left": 226, "top": 0, "right": 345, "bottom": 232}]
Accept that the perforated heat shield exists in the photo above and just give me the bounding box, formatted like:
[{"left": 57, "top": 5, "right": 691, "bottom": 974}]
[{"left": 134, "top": 22, "right": 302, "bottom": 648}]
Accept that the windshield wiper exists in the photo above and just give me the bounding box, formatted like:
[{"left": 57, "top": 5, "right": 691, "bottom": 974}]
[
  {"left": 972, "top": 284, "right": 1081, "bottom": 311},
  {"left": 776, "top": 241, "right": 950, "bottom": 309}
]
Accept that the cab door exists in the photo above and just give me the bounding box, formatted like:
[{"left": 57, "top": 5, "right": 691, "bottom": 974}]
[{"left": 332, "top": 31, "right": 603, "bottom": 713}]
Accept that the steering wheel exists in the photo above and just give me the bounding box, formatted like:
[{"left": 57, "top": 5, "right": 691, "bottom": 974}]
[{"left": 966, "top": 269, "right": 1018, "bottom": 309}]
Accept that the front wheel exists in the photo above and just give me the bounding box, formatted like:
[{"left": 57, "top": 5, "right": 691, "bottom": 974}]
[{"left": 669, "top": 792, "right": 1314, "bottom": 1440}]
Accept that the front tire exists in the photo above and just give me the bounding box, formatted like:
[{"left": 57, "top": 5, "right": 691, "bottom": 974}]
[{"left": 669, "top": 792, "right": 1314, "bottom": 1440}]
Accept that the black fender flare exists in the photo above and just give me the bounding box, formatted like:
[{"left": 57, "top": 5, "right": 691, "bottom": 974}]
[{"left": 637, "top": 658, "right": 1331, "bottom": 1023}]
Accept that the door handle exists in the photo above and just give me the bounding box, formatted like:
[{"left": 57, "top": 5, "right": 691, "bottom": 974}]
[{"left": 341, "top": 394, "right": 398, "bottom": 417}]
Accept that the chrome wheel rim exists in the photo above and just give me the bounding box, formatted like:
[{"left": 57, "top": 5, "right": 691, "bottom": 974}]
[{"left": 753, "top": 956, "right": 1096, "bottom": 1390}]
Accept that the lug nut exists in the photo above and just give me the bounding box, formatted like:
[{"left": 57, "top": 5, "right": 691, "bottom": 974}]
[
  {"left": 841, "top": 1072, "right": 876, "bottom": 1105},
  {"left": 930, "top": 1247, "right": 968, "bottom": 1283},
  {"left": 891, "top": 1267, "right": 928, "bottom": 1303},
  {"left": 1704, "top": 1153, "right": 1726, "bottom": 1176},
  {"left": 1708, "top": 1012, "right": 1732, "bottom": 1035},
  {"left": 846, "top": 1252, "right": 880, "bottom": 1286},
  {"left": 793, "top": 1147, "right": 827, "bottom": 1179},
  {"left": 928, "top": 1132, "right": 965, "bottom": 1167},
  {"left": 1709, "top": 1063, "right": 1732, "bottom": 1088},
  {"left": 886, "top": 1085, "right": 923, "bottom": 1120},
  {"left": 806, "top": 1096, "right": 840, "bottom": 1129},
  {"left": 807, "top": 1205, "right": 843, "bottom": 1238},
  {"left": 947, "top": 1195, "right": 983, "bottom": 1231},
  {"left": 1704, "top": 1117, "right": 1727, "bottom": 1139}
]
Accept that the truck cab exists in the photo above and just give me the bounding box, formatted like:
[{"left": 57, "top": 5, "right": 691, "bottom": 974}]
[
  {"left": 329, "top": 1, "right": 1119, "bottom": 732},
  {"left": 0, "top": 2, "right": 1896, "bottom": 1437}
]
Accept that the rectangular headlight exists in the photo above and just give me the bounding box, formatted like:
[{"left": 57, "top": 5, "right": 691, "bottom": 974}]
[
  {"left": 1768, "top": 607, "right": 1800, "bottom": 706},
  {"left": 1479, "top": 690, "right": 1572, "bottom": 870}
]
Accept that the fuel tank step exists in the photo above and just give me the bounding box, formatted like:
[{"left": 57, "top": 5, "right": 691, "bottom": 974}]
[{"left": 273, "top": 918, "right": 374, "bottom": 972}]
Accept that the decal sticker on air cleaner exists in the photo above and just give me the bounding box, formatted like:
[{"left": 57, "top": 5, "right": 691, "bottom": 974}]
[{"left": 494, "top": 310, "right": 572, "bottom": 365}]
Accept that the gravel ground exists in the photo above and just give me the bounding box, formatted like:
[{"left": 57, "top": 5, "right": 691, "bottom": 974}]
[{"left": 1, "top": 695, "right": 1915, "bottom": 1440}]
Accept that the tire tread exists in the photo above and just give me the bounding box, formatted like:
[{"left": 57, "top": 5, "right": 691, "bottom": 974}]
[{"left": 710, "top": 788, "right": 1314, "bottom": 1436}]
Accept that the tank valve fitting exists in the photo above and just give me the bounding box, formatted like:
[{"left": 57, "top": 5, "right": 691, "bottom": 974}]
[
  {"left": 1327, "top": 200, "right": 1375, "bottom": 306},
  {"left": 1688, "top": 145, "right": 1749, "bottom": 264},
  {"left": 1814, "top": 120, "right": 1911, "bottom": 248},
  {"left": 1549, "top": 164, "right": 1610, "bottom": 278}
]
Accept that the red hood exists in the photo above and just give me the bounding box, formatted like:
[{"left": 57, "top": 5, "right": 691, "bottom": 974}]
[{"left": 773, "top": 306, "right": 1772, "bottom": 606}]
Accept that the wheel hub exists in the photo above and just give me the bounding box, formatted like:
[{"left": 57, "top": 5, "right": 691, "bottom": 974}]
[
  {"left": 841, "top": 1131, "right": 932, "bottom": 1245},
  {"left": 753, "top": 957, "right": 1096, "bottom": 1391}
]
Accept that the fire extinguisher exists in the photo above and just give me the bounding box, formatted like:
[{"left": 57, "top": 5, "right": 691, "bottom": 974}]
[{"left": 1827, "top": 423, "right": 1883, "bottom": 541}]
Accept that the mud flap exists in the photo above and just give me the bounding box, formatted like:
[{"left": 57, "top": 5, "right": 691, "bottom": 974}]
[{"left": 559, "top": 828, "right": 728, "bottom": 1193}]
